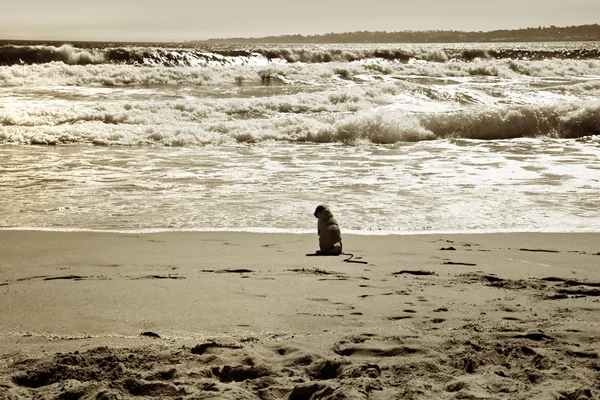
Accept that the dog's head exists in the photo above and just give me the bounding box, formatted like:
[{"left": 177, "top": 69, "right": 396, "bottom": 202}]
[{"left": 314, "top": 204, "right": 331, "bottom": 219}]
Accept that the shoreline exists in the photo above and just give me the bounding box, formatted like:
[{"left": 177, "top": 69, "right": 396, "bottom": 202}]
[
  {"left": 1, "top": 230, "right": 599, "bottom": 398},
  {"left": 2, "top": 227, "right": 600, "bottom": 235}
]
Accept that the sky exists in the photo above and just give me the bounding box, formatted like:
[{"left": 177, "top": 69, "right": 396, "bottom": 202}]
[{"left": 0, "top": 0, "right": 598, "bottom": 42}]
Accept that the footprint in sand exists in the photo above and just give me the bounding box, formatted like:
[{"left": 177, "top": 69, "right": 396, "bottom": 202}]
[
  {"left": 308, "top": 298, "right": 329, "bottom": 302},
  {"left": 519, "top": 248, "right": 559, "bottom": 253},
  {"left": 443, "top": 261, "right": 477, "bottom": 266},
  {"left": 140, "top": 331, "right": 161, "bottom": 338},
  {"left": 136, "top": 275, "right": 185, "bottom": 280},
  {"left": 392, "top": 270, "right": 436, "bottom": 276},
  {"left": 43, "top": 275, "right": 88, "bottom": 281},
  {"left": 217, "top": 269, "right": 253, "bottom": 274},
  {"left": 332, "top": 335, "right": 426, "bottom": 358},
  {"left": 199, "top": 269, "right": 254, "bottom": 274}
]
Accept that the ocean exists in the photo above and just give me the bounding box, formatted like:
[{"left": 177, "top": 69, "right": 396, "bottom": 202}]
[{"left": 1, "top": 42, "right": 599, "bottom": 234}]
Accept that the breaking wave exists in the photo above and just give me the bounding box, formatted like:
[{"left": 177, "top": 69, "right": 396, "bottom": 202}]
[
  {"left": 2, "top": 43, "right": 600, "bottom": 67},
  {"left": 0, "top": 45, "right": 105, "bottom": 65},
  {"left": 2, "top": 102, "right": 599, "bottom": 146},
  {"left": 303, "top": 104, "right": 600, "bottom": 144},
  {"left": 2, "top": 42, "right": 599, "bottom": 147},
  {"left": 253, "top": 46, "right": 600, "bottom": 63},
  {"left": 2, "top": 59, "right": 600, "bottom": 88}
]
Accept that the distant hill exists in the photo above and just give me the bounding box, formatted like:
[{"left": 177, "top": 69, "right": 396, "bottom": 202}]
[{"left": 201, "top": 24, "right": 600, "bottom": 44}]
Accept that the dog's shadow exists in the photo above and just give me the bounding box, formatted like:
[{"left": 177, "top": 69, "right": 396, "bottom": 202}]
[
  {"left": 306, "top": 252, "right": 340, "bottom": 257},
  {"left": 306, "top": 252, "right": 368, "bottom": 264}
]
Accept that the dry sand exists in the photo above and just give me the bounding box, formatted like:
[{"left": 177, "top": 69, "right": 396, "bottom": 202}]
[{"left": 0, "top": 231, "right": 599, "bottom": 399}]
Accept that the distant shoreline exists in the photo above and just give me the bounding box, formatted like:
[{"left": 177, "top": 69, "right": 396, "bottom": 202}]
[
  {"left": 1, "top": 23, "right": 599, "bottom": 47},
  {"left": 202, "top": 24, "right": 600, "bottom": 44}
]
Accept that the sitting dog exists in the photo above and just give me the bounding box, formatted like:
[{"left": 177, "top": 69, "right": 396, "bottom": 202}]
[{"left": 314, "top": 205, "right": 342, "bottom": 255}]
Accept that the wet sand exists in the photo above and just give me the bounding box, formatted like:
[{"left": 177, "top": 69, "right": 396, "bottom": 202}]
[{"left": 1, "top": 231, "right": 599, "bottom": 399}]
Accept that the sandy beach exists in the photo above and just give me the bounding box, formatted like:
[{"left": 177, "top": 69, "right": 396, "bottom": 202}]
[{"left": 0, "top": 230, "right": 599, "bottom": 399}]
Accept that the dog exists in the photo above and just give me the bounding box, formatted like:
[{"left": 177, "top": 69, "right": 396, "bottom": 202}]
[{"left": 314, "top": 205, "right": 342, "bottom": 255}]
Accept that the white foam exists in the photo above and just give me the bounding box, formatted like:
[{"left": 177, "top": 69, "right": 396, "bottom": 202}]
[{"left": 2, "top": 137, "right": 599, "bottom": 234}]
